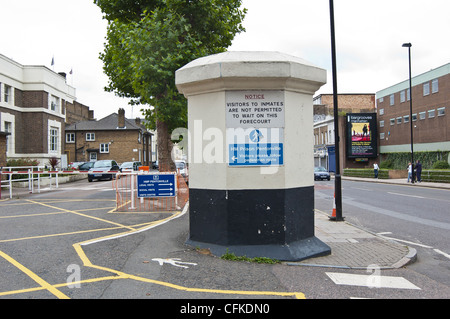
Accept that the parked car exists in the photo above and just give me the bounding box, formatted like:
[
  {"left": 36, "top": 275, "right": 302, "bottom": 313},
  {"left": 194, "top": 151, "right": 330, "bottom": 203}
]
[
  {"left": 78, "top": 161, "right": 95, "bottom": 171},
  {"left": 88, "top": 160, "right": 120, "bottom": 182},
  {"left": 175, "top": 160, "right": 188, "bottom": 183},
  {"left": 314, "top": 166, "right": 330, "bottom": 181},
  {"left": 68, "top": 162, "right": 84, "bottom": 170},
  {"left": 120, "top": 161, "right": 142, "bottom": 172},
  {"left": 152, "top": 161, "right": 159, "bottom": 170}
]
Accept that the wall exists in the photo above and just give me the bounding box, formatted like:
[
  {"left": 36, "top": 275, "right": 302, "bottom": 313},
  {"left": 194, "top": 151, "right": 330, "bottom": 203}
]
[{"left": 377, "top": 65, "right": 450, "bottom": 152}]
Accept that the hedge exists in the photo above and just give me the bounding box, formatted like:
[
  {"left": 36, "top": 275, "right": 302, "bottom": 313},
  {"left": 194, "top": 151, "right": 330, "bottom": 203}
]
[
  {"left": 343, "top": 168, "right": 450, "bottom": 183},
  {"left": 343, "top": 168, "right": 389, "bottom": 179},
  {"left": 420, "top": 170, "right": 450, "bottom": 183},
  {"left": 380, "top": 151, "right": 449, "bottom": 170}
]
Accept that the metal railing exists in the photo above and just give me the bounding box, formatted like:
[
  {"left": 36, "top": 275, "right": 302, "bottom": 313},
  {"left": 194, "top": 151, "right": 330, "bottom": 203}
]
[{"left": 0, "top": 166, "right": 90, "bottom": 199}]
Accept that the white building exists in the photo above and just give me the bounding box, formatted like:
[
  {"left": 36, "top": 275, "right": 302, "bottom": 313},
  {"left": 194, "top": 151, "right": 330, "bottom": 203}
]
[{"left": 0, "top": 53, "right": 76, "bottom": 165}]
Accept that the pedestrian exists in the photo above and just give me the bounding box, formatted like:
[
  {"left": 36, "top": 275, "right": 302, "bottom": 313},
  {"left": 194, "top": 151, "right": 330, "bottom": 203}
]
[
  {"left": 407, "top": 162, "right": 412, "bottom": 183},
  {"left": 373, "top": 162, "right": 379, "bottom": 178},
  {"left": 416, "top": 160, "right": 422, "bottom": 183}
]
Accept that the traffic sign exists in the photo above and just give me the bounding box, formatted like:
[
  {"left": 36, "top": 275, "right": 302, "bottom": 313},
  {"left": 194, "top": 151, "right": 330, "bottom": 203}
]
[
  {"left": 229, "top": 143, "right": 283, "bottom": 166},
  {"left": 137, "top": 174, "right": 176, "bottom": 198}
]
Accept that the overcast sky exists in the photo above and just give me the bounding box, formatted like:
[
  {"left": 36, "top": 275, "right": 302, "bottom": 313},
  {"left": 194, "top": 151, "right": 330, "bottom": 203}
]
[{"left": 1, "top": 0, "right": 449, "bottom": 120}]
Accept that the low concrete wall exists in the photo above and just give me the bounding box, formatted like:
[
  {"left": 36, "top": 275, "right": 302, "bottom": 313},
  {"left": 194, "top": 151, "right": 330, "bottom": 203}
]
[{"left": 388, "top": 170, "right": 408, "bottom": 179}]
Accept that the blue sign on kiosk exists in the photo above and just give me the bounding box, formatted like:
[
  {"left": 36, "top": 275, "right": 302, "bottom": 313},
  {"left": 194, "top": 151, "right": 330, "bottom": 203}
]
[
  {"left": 137, "top": 174, "right": 176, "bottom": 198},
  {"left": 228, "top": 143, "right": 283, "bottom": 166}
]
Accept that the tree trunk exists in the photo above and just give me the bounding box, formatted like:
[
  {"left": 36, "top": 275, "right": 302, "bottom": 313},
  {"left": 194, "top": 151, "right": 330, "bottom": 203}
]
[{"left": 156, "top": 119, "right": 175, "bottom": 172}]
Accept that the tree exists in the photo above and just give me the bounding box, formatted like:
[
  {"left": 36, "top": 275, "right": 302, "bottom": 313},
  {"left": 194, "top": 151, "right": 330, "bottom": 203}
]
[{"left": 95, "top": 0, "right": 246, "bottom": 170}]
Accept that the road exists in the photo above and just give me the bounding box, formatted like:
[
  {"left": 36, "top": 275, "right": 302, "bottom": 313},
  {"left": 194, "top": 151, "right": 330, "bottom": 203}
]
[
  {"left": 314, "top": 179, "right": 450, "bottom": 287},
  {"left": 0, "top": 177, "right": 449, "bottom": 301}
]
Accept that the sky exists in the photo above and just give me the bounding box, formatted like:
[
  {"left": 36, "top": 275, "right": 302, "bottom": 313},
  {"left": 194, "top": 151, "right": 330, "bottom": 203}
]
[{"left": 1, "top": 0, "right": 449, "bottom": 120}]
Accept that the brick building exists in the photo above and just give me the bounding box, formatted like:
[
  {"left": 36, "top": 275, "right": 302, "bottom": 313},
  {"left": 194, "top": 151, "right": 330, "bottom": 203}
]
[
  {"left": 65, "top": 108, "right": 153, "bottom": 165},
  {"left": 0, "top": 53, "right": 79, "bottom": 166},
  {"left": 376, "top": 62, "right": 449, "bottom": 156},
  {"left": 313, "top": 94, "right": 376, "bottom": 171}
]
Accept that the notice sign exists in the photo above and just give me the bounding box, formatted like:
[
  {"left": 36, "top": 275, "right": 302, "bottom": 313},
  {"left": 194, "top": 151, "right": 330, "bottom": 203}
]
[
  {"left": 226, "top": 91, "right": 284, "bottom": 166},
  {"left": 226, "top": 90, "right": 285, "bottom": 128},
  {"left": 137, "top": 174, "right": 176, "bottom": 198}
]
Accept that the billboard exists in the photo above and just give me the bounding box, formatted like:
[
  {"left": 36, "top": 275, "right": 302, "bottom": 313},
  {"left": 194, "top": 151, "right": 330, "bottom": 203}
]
[{"left": 346, "top": 113, "right": 377, "bottom": 158}]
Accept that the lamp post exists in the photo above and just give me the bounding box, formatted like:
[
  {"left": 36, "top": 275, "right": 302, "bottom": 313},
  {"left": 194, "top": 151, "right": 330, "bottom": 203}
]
[
  {"left": 402, "top": 43, "right": 414, "bottom": 184},
  {"left": 329, "top": 0, "right": 343, "bottom": 221}
]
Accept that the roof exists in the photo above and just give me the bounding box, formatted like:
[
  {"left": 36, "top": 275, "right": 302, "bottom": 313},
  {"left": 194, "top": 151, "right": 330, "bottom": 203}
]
[
  {"left": 66, "top": 112, "right": 150, "bottom": 134},
  {"left": 376, "top": 62, "right": 450, "bottom": 98}
]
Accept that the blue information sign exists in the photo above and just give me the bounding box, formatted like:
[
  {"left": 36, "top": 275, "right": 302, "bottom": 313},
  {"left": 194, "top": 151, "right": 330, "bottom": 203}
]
[
  {"left": 137, "top": 174, "right": 176, "bottom": 198},
  {"left": 228, "top": 143, "right": 283, "bottom": 166}
]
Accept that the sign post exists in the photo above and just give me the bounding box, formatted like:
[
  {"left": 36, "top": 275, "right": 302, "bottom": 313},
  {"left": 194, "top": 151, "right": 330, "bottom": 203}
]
[{"left": 176, "top": 51, "right": 331, "bottom": 261}]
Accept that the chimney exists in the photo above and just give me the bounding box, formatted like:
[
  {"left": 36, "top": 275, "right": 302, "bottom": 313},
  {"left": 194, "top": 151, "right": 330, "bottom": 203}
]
[
  {"left": 118, "top": 108, "right": 125, "bottom": 128},
  {"left": 135, "top": 118, "right": 141, "bottom": 126}
]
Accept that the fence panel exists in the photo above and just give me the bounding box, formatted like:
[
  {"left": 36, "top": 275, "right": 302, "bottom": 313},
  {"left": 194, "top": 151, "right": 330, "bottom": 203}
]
[{"left": 114, "top": 172, "right": 189, "bottom": 212}]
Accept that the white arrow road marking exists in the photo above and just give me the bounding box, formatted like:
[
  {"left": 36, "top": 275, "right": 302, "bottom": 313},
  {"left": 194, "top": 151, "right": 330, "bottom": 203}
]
[
  {"left": 152, "top": 258, "right": 197, "bottom": 269},
  {"left": 326, "top": 272, "right": 421, "bottom": 290}
]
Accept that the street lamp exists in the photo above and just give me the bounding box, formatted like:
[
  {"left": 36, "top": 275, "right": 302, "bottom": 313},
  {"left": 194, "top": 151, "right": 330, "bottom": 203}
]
[
  {"left": 402, "top": 43, "right": 414, "bottom": 184},
  {"left": 329, "top": 0, "right": 343, "bottom": 221}
]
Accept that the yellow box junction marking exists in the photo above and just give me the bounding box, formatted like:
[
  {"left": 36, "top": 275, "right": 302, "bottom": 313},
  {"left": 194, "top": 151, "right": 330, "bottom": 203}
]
[{"left": 0, "top": 200, "right": 306, "bottom": 299}]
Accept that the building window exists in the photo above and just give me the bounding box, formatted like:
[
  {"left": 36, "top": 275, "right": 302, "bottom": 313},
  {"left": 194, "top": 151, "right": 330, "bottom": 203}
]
[
  {"left": 100, "top": 143, "right": 109, "bottom": 153},
  {"left": 380, "top": 120, "right": 384, "bottom": 128},
  {"left": 407, "top": 88, "right": 410, "bottom": 101},
  {"left": 5, "top": 121, "right": 12, "bottom": 153},
  {"left": 403, "top": 115, "right": 409, "bottom": 123},
  {"left": 390, "top": 94, "right": 395, "bottom": 106},
  {"left": 380, "top": 133, "right": 385, "bottom": 140},
  {"left": 432, "top": 79, "right": 439, "bottom": 93},
  {"left": 412, "top": 113, "right": 417, "bottom": 121},
  {"left": 390, "top": 118, "right": 395, "bottom": 126},
  {"left": 428, "top": 109, "right": 435, "bottom": 118},
  {"left": 66, "top": 133, "right": 75, "bottom": 143},
  {"left": 397, "top": 117, "right": 402, "bottom": 124},
  {"left": 86, "top": 133, "right": 95, "bottom": 141},
  {"left": 50, "top": 95, "right": 60, "bottom": 112},
  {"left": 437, "top": 107, "right": 445, "bottom": 116},
  {"left": 379, "top": 108, "right": 384, "bottom": 115},
  {"left": 379, "top": 97, "right": 384, "bottom": 103},
  {"left": 49, "top": 127, "right": 58, "bottom": 152},
  {"left": 400, "top": 91, "right": 406, "bottom": 103},
  {"left": 419, "top": 112, "right": 426, "bottom": 120},
  {"left": 423, "top": 82, "right": 430, "bottom": 96},
  {"left": 4, "top": 85, "right": 12, "bottom": 104}
]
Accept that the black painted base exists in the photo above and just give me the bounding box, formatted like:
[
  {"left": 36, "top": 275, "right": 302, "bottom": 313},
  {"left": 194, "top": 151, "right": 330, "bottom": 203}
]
[{"left": 186, "top": 187, "right": 331, "bottom": 261}]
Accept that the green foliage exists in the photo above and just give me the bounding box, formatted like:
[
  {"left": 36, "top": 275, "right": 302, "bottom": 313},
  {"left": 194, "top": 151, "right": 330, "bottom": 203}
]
[
  {"left": 343, "top": 168, "right": 388, "bottom": 179},
  {"left": 380, "top": 151, "right": 449, "bottom": 170},
  {"left": 379, "top": 159, "right": 393, "bottom": 169},
  {"left": 95, "top": 0, "right": 247, "bottom": 132},
  {"left": 6, "top": 158, "right": 39, "bottom": 167},
  {"left": 421, "top": 170, "right": 450, "bottom": 182},
  {"left": 221, "top": 249, "right": 280, "bottom": 264},
  {"left": 432, "top": 160, "right": 450, "bottom": 169}
]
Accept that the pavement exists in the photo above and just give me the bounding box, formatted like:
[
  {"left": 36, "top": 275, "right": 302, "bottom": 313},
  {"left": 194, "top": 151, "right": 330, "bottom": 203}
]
[
  {"left": 293, "top": 175, "right": 449, "bottom": 269},
  {"left": 2, "top": 175, "right": 449, "bottom": 272}
]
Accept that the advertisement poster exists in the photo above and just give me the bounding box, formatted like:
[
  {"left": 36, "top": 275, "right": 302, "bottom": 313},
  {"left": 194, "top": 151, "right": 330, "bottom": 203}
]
[{"left": 346, "top": 113, "right": 377, "bottom": 158}]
